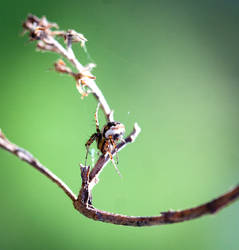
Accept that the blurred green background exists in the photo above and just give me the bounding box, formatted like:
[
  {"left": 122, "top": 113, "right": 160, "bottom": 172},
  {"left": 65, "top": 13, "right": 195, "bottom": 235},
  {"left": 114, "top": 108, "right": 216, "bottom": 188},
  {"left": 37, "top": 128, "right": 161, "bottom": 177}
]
[{"left": 0, "top": 0, "right": 239, "bottom": 250}]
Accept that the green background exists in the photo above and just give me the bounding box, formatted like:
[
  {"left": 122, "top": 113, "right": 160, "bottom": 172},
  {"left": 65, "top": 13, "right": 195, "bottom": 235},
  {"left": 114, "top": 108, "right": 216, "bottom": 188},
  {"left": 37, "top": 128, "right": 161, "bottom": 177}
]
[{"left": 0, "top": 1, "right": 239, "bottom": 250}]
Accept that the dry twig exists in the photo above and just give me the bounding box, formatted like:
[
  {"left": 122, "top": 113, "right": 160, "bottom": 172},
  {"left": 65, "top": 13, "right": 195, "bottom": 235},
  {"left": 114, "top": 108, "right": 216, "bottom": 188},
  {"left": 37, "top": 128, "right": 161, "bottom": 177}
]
[{"left": 0, "top": 14, "right": 238, "bottom": 226}]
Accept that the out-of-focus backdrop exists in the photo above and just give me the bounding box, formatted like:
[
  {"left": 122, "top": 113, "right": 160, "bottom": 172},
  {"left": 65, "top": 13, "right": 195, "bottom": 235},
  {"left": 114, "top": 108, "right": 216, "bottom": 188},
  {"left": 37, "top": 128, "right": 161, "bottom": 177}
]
[{"left": 0, "top": 1, "right": 239, "bottom": 250}]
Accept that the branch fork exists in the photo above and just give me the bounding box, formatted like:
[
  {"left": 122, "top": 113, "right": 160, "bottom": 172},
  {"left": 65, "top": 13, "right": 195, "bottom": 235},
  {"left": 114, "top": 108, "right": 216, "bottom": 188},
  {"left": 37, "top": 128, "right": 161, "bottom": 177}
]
[{"left": 0, "top": 15, "right": 238, "bottom": 226}]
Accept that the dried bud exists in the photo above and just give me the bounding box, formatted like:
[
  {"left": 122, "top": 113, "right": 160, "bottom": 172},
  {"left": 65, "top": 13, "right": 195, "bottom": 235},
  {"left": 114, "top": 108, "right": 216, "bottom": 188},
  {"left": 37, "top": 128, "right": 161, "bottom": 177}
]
[
  {"left": 76, "top": 81, "right": 88, "bottom": 99},
  {"left": 74, "top": 73, "right": 96, "bottom": 81},
  {"left": 39, "top": 16, "right": 58, "bottom": 30},
  {"left": 23, "top": 14, "right": 59, "bottom": 41},
  {"left": 22, "top": 14, "right": 40, "bottom": 31},
  {"left": 74, "top": 64, "right": 96, "bottom": 81},
  {"left": 65, "top": 29, "right": 88, "bottom": 48},
  {"left": 54, "top": 59, "right": 73, "bottom": 75},
  {"left": 37, "top": 41, "right": 60, "bottom": 53}
]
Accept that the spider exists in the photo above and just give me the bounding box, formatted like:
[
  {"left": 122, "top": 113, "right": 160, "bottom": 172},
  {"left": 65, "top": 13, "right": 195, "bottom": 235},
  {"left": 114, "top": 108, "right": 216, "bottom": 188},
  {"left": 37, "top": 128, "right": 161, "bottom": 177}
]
[{"left": 85, "top": 103, "right": 126, "bottom": 176}]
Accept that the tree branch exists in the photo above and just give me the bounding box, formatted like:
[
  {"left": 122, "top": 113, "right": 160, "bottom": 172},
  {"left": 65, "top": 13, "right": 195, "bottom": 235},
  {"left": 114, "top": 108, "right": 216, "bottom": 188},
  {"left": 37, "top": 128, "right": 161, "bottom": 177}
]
[
  {"left": 75, "top": 165, "right": 239, "bottom": 226},
  {"left": 1, "top": 127, "right": 238, "bottom": 226},
  {"left": 0, "top": 129, "right": 77, "bottom": 202},
  {"left": 0, "top": 14, "right": 238, "bottom": 227}
]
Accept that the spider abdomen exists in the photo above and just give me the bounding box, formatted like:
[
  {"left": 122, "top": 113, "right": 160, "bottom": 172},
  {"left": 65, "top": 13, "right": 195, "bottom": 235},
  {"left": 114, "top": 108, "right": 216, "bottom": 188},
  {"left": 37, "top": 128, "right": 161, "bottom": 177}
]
[{"left": 103, "top": 122, "right": 125, "bottom": 141}]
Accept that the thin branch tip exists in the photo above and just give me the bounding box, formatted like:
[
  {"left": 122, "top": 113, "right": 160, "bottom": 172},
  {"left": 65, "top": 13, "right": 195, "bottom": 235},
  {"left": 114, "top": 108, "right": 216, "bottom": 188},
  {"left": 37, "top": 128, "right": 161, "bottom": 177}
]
[
  {"left": 133, "top": 122, "right": 141, "bottom": 137},
  {"left": 134, "top": 122, "right": 141, "bottom": 131}
]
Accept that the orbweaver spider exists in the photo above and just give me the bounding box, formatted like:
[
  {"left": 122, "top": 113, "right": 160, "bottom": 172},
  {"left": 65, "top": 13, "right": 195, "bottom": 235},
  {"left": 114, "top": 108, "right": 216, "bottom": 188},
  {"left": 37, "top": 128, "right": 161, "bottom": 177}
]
[{"left": 85, "top": 103, "right": 125, "bottom": 176}]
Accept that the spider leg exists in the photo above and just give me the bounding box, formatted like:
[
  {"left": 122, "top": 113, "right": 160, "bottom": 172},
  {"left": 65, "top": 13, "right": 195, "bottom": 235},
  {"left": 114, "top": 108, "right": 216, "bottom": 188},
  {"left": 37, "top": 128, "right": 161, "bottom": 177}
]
[
  {"left": 105, "top": 139, "right": 122, "bottom": 177},
  {"left": 85, "top": 133, "right": 97, "bottom": 166},
  {"left": 109, "top": 135, "right": 119, "bottom": 164},
  {"left": 108, "top": 150, "right": 122, "bottom": 177},
  {"left": 95, "top": 103, "right": 101, "bottom": 133}
]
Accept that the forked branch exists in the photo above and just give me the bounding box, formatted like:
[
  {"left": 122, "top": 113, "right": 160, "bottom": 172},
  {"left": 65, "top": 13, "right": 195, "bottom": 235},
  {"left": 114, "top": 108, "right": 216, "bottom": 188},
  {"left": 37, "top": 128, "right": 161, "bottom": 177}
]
[
  {"left": 0, "top": 15, "right": 238, "bottom": 227},
  {"left": 1, "top": 129, "right": 239, "bottom": 226}
]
